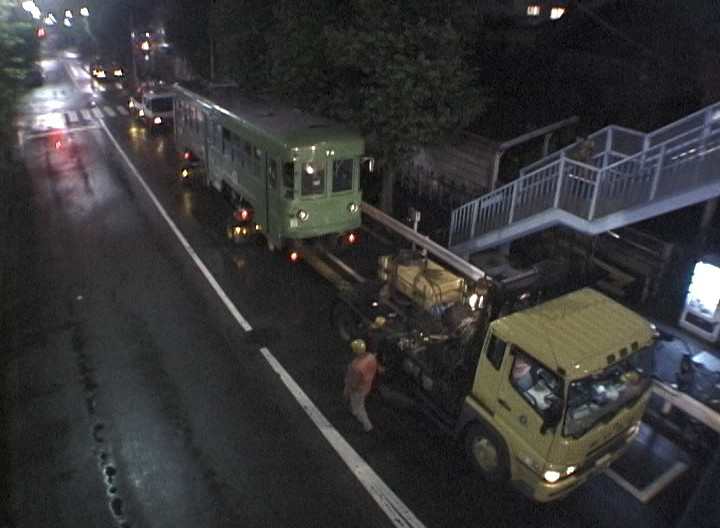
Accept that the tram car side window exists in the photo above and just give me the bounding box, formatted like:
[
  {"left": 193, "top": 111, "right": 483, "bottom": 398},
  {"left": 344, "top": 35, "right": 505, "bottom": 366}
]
[
  {"left": 283, "top": 162, "right": 295, "bottom": 199},
  {"left": 269, "top": 159, "right": 278, "bottom": 189}
]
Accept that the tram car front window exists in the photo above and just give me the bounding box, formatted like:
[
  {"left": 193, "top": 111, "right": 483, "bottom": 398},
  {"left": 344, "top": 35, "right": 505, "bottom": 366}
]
[{"left": 302, "top": 162, "right": 326, "bottom": 196}]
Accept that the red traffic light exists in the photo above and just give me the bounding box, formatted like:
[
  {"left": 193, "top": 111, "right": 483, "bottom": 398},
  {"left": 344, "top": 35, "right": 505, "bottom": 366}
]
[{"left": 234, "top": 209, "right": 252, "bottom": 221}]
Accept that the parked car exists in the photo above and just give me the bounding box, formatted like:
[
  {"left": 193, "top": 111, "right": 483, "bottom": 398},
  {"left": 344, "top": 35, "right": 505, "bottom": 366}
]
[{"left": 90, "top": 57, "right": 126, "bottom": 82}]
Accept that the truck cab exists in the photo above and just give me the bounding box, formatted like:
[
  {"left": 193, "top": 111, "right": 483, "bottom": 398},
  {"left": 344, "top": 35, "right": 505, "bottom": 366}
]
[
  {"left": 129, "top": 83, "right": 174, "bottom": 130},
  {"left": 460, "top": 288, "right": 654, "bottom": 501}
]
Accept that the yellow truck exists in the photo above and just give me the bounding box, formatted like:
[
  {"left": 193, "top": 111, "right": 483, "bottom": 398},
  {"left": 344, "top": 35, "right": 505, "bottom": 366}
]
[{"left": 332, "top": 251, "right": 656, "bottom": 501}]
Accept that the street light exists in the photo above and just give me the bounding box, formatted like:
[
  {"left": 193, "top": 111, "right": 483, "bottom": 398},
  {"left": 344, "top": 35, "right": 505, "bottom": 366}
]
[
  {"left": 21, "top": 1, "right": 41, "bottom": 19},
  {"left": 64, "top": 10, "right": 72, "bottom": 19},
  {"left": 80, "top": 7, "right": 89, "bottom": 17},
  {"left": 63, "top": 18, "right": 71, "bottom": 27}
]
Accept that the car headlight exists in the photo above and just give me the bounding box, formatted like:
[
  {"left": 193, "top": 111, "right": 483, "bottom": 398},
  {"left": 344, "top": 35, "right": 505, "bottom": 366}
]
[
  {"left": 153, "top": 116, "right": 162, "bottom": 125},
  {"left": 543, "top": 466, "right": 576, "bottom": 483},
  {"left": 128, "top": 100, "right": 134, "bottom": 109},
  {"left": 96, "top": 70, "right": 106, "bottom": 78},
  {"left": 113, "top": 69, "right": 123, "bottom": 77},
  {"left": 347, "top": 203, "right": 359, "bottom": 213},
  {"left": 138, "top": 109, "right": 145, "bottom": 117},
  {"left": 297, "top": 210, "right": 309, "bottom": 221}
]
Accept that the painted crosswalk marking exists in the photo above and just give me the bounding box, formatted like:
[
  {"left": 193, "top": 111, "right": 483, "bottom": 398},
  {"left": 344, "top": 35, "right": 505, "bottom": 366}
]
[{"left": 30, "top": 105, "right": 139, "bottom": 128}]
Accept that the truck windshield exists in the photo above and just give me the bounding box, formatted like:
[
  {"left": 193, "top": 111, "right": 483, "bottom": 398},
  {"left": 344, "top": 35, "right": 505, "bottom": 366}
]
[
  {"left": 563, "top": 347, "right": 653, "bottom": 438},
  {"left": 150, "top": 97, "right": 173, "bottom": 113}
]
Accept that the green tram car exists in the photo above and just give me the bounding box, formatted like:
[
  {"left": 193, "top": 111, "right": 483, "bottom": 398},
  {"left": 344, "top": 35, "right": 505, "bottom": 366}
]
[{"left": 172, "top": 81, "right": 365, "bottom": 251}]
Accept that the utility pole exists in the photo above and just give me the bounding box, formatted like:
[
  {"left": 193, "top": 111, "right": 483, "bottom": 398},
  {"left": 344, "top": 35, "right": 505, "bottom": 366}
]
[{"left": 130, "top": 8, "right": 137, "bottom": 81}]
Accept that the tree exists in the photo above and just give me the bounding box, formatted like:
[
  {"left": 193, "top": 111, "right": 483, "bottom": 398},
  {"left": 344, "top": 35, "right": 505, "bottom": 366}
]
[
  {"left": 321, "top": 2, "right": 486, "bottom": 212},
  {"left": 0, "top": 0, "right": 38, "bottom": 158},
  {"left": 207, "top": 0, "right": 487, "bottom": 213},
  {"left": 161, "top": 0, "right": 211, "bottom": 78}
]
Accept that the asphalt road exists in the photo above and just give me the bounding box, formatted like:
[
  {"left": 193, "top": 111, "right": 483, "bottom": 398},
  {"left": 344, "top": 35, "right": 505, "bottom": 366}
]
[{"left": 1, "top": 51, "right": 710, "bottom": 528}]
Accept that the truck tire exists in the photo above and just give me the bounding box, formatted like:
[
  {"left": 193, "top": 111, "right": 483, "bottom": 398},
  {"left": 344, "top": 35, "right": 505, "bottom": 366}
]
[
  {"left": 464, "top": 423, "right": 509, "bottom": 482},
  {"left": 332, "top": 301, "right": 363, "bottom": 343}
]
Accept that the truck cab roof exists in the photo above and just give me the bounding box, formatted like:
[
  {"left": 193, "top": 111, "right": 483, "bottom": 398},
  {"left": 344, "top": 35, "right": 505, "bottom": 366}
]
[{"left": 489, "top": 288, "right": 654, "bottom": 380}]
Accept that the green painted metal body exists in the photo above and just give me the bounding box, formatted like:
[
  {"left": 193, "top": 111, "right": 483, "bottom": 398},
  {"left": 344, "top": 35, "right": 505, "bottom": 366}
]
[{"left": 172, "top": 83, "right": 364, "bottom": 247}]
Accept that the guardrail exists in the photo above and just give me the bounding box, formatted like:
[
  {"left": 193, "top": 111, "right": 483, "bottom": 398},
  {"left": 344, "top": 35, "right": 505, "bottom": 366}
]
[
  {"left": 651, "top": 380, "right": 720, "bottom": 434},
  {"left": 361, "top": 202, "right": 486, "bottom": 282}
]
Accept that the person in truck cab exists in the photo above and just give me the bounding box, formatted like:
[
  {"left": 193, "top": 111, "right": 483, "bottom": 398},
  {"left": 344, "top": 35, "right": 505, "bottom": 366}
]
[{"left": 512, "top": 355, "right": 535, "bottom": 392}]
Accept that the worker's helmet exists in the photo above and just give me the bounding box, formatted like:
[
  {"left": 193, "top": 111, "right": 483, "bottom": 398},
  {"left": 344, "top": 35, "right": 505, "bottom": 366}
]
[
  {"left": 373, "top": 316, "right": 386, "bottom": 328},
  {"left": 351, "top": 339, "right": 366, "bottom": 355}
]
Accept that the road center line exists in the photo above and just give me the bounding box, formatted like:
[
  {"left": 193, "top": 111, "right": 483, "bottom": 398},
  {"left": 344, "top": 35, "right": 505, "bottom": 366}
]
[{"left": 100, "top": 118, "right": 425, "bottom": 528}]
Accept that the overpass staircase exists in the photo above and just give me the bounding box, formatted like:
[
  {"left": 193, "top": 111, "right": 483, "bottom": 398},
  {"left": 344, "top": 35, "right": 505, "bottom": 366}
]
[{"left": 448, "top": 102, "right": 720, "bottom": 258}]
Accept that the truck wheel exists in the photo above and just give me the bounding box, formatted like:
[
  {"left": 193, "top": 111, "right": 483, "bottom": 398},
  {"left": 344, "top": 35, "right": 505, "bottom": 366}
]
[
  {"left": 464, "top": 424, "right": 508, "bottom": 482},
  {"left": 332, "top": 301, "right": 363, "bottom": 343}
]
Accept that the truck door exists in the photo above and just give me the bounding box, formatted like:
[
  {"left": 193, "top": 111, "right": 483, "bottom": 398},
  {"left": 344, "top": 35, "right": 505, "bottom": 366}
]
[
  {"left": 472, "top": 331, "right": 507, "bottom": 407},
  {"left": 495, "top": 347, "right": 558, "bottom": 460}
]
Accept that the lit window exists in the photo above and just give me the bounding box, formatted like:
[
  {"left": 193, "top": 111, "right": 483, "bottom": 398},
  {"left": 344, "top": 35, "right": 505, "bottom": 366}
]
[
  {"left": 550, "top": 7, "right": 566, "bottom": 19},
  {"left": 527, "top": 5, "right": 540, "bottom": 16}
]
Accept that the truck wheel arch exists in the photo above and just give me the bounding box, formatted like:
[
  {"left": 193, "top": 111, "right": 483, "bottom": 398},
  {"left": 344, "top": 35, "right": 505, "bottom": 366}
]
[
  {"left": 332, "top": 297, "right": 366, "bottom": 343},
  {"left": 462, "top": 421, "right": 510, "bottom": 483}
]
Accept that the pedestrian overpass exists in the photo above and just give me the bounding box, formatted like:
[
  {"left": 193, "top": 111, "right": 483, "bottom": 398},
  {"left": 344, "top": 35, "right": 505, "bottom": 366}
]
[{"left": 448, "top": 102, "right": 720, "bottom": 259}]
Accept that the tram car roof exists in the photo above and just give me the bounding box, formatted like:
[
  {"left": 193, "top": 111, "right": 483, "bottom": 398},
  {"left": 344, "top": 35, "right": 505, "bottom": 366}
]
[{"left": 173, "top": 80, "right": 363, "bottom": 149}]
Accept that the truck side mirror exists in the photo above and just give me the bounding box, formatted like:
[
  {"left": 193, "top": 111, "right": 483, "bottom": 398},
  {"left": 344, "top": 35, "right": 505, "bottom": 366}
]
[{"left": 540, "top": 399, "right": 562, "bottom": 435}]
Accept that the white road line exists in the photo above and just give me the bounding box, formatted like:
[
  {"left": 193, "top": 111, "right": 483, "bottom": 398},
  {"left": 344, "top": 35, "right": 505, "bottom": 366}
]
[
  {"left": 80, "top": 109, "right": 92, "bottom": 121},
  {"left": 116, "top": 106, "right": 130, "bottom": 116},
  {"left": 99, "top": 119, "right": 252, "bottom": 332},
  {"left": 104, "top": 106, "right": 117, "bottom": 117},
  {"left": 92, "top": 107, "right": 104, "bottom": 119},
  {"left": 67, "top": 110, "right": 79, "bottom": 123},
  {"left": 99, "top": 118, "right": 426, "bottom": 528},
  {"left": 259, "top": 347, "right": 427, "bottom": 528}
]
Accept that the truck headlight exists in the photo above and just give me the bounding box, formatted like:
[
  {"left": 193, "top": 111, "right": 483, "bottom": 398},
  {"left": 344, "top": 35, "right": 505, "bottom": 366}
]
[
  {"left": 347, "top": 203, "right": 359, "bottom": 213},
  {"left": 297, "top": 210, "right": 309, "bottom": 221},
  {"left": 543, "top": 466, "right": 576, "bottom": 483},
  {"left": 153, "top": 116, "right": 162, "bottom": 125}
]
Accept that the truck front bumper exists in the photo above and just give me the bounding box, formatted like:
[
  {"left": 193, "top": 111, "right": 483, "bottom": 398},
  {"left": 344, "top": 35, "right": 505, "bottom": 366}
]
[{"left": 512, "top": 424, "right": 639, "bottom": 502}]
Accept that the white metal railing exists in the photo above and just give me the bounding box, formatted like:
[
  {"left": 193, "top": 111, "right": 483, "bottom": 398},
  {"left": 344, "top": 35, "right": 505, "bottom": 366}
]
[
  {"left": 651, "top": 380, "right": 720, "bottom": 434},
  {"left": 449, "top": 102, "right": 720, "bottom": 252}
]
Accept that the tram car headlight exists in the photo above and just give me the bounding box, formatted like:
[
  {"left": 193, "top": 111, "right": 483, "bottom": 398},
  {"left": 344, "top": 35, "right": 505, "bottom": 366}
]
[
  {"left": 297, "top": 210, "right": 310, "bottom": 221},
  {"left": 347, "top": 203, "right": 359, "bottom": 213}
]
